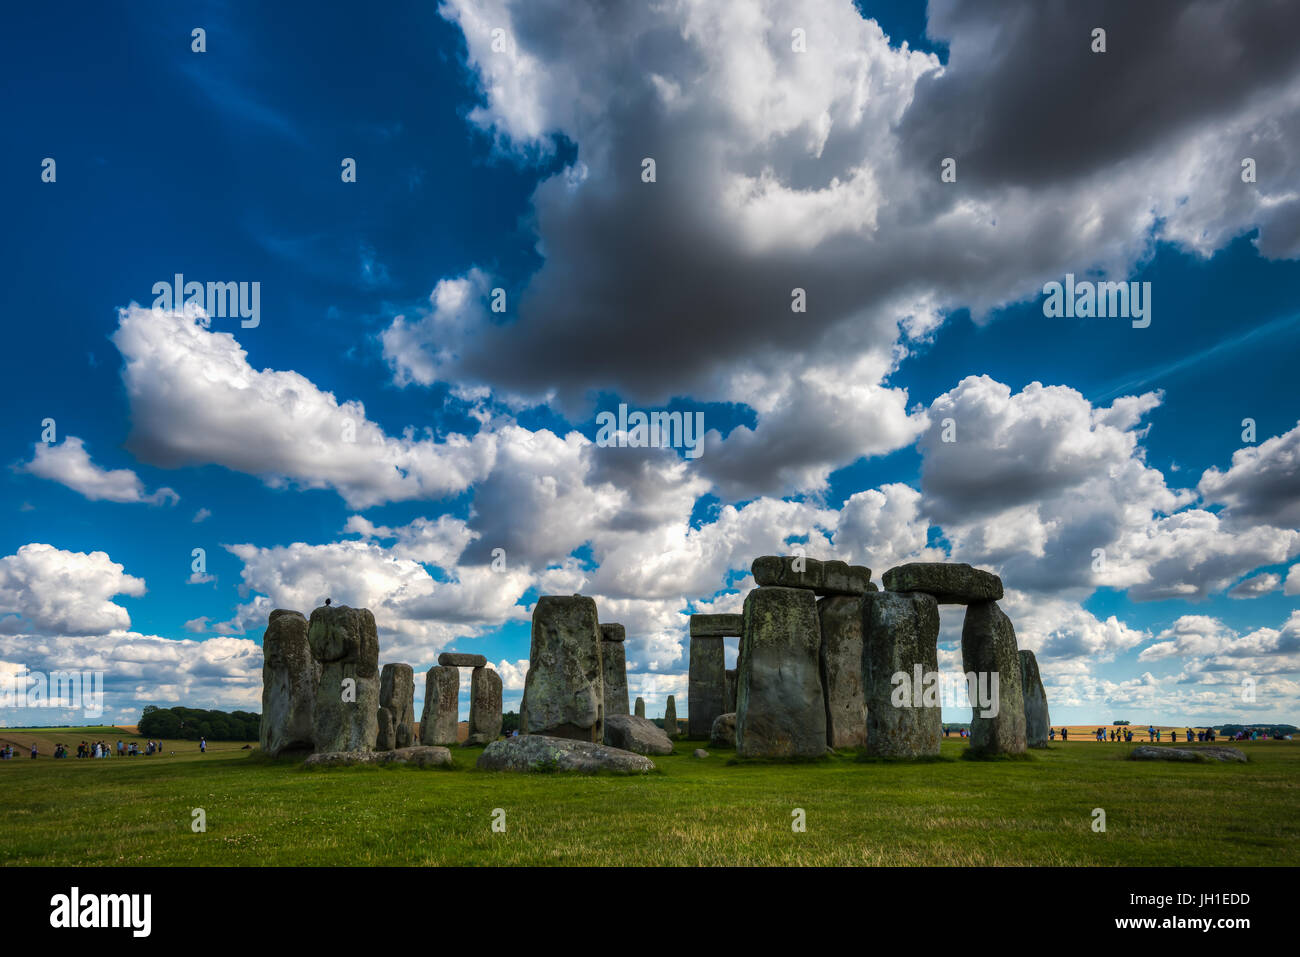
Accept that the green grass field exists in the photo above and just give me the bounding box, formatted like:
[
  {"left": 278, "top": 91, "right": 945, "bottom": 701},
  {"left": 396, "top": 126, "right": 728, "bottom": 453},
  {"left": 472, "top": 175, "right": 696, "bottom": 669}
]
[{"left": 2, "top": 728, "right": 1297, "bottom": 866}]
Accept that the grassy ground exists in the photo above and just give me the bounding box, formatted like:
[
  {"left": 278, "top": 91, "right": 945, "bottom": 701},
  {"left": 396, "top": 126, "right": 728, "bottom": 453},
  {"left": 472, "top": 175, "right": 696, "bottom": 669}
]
[{"left": 1, "top": 730, "right": 1296, "bottom": 866}]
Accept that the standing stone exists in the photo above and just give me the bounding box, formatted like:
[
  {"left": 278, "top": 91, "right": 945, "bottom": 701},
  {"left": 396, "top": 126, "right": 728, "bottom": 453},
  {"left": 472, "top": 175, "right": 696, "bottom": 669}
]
[
  {"left": 817, "top": 595, "right": 867, "bottom": 749},
  {"left": 467, "top": 666, "right": 503, "bottom": 745},
  {"left": 961, "top": 601, "right": 1027, "bottom": 756},
  {"left": 861, "top": 591, "right": 941, "bottom": 758},
  {"left": 736, "top": 586, "right": 827, "bottom": 758},
  {"left": 420, "top": 665, "right": 460, "bottom": 746},
  {"left": 600, "top": 624, "right": 630, "bottom": 718},
  {"left": 724, "top": 669, "right": 737, "bottom": 713},
  {"left": 260, "top": 609, "right": 320, "bottom": 756},
  {"left": 377, "top": 663, "right": 415, "bottom": 750},
  {"left": 688, "top": 636, "right": 726, "bottom": 737},
  {"left": 1019, "top": 650, "right": 1050, "bottom": 748},
  {"left": 664, "top": 695, "right": 678, "bottom": 739},
  {"left": 307, "top": 604, "right": 380, "bottom": 753},
  {"left": 522, "top": 595, "right": 604, "bottom": 742},
  {"left": 634, "top": 696, "right": 645, "bottom": 719}
]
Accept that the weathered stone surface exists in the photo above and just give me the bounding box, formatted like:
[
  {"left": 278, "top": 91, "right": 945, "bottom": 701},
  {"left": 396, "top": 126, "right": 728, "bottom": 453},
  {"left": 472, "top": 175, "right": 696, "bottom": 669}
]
[
  {"left": 304, "top": 745, "right": 453, "bottom": 769},
  {"left": 476, "top": 735, "right": 656, "bottom": 773},
  {"left": 688, "top": 635, "right": 726, "bottom": 737},
  {"left": 961, "top": 601, "right": 1027, "bottom": 756},
  {"left": 689, "top": 613, "right": 743, "bottom": 637},
  {"left": 419, "top": 665, "right": 459, "bottom": 746},
  {"left": 260, "top": 609, "right": 320, "bottom": 756},
  {"left": 709, "top": 712, "right": 737, "bottom": 748},
  {"left": 725, "top": 669, "right": 737, "bottom": 713},
  {"left": 693, "top": 749, "right": 709, "bottom": 758},
  {"left": 308, "top": 605, "right": 380, "bottom": 753},
  {"left": 600, "top": 623, "right": 626, "bottom": 642},
  {"left": 377, "top": 663, "right": 415, "bottom": 751},
  {"left": 601, "top": 632, "right": 630, "bottom": 718},
  {"left": 817, "top": 595, "right": 867, "bottom": 749},
  {"left": 861, "top": 591, "right": 942, "bottom": 758},
  {"left": 466, "top": 666, "right": 503, "bottom": 745},
  {"left": 882, "top": 562, "right": 1003, "bottom": 604},
  {"left": 664, "top": 695, "right": 678, "bottom": 738},
  {"left": 603, "top": 714, "right": 673, "bottom": 755},
  {"left": 1129, "top": 746, "right": 1247, "bottom": 763},
  {"left": 736, "top": 586, "right": 827, "bottom": 758},
  {"left": 751, "top": 556, "right": 871, "bottom": 596},
  {"left": 522, "top": 595, "right": 604, "bottom": 741},
  {"left": 438, "top": 652, "right": 487, "bottom": 668},
  {"left": 1019, "top": 650, "right": 1050, "bottom": 749},
  {"left": 634, "top": 696, "right": 645, "bottom": 719}
]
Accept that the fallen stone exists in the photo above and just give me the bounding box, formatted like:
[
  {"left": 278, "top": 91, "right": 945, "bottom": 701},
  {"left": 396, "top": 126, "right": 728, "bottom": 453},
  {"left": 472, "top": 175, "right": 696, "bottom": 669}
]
[
  {"left": 862, "top": 591, "right": 942, "bottom": 758},
  {"left": 710, "top": 712, "right": 737, "bottom": 748},
  {"left": 419, "top": 665, "right": 459, "bottom": 746},
  {"left": 260, "top": 609, "right": 320, "bottom": 757},
  {"left": 961, "top": 601, "right": 1027, "bottom": 756},
  {"left": 689, "top": 613, "right": 743, "bottom": 637},
  {"left": 634, "top": 696, "right": 645, "bottom": 719},
  {"left": 522, "top": 595, "right": 604, "bottom": 742},
  {"left": 476, "top": 735, "right": 656, "bottom": 773},
  {"left": 1019, "top": 650, "right": 1050, "bottom": 749},
  {"left": 818, "top": 595, "right": 867, "bottom": 749},
  {"left": 601, "top": 628, "right": 630, "bottom": 718},
  {"left": 438, "top": 652, "right": 487, "bottom": 668},
  {"left": 603, "top": 714, "right": 673, "bottom": 755},
  {"left": 377, "top": 663, "right": 415, "bottom": 751},
  {"left": 1130, "top": 746, "right": 1247, "bottom": 763},
  {"left": 693, "top": 749, "right": 709, "bottom": 758},
  {"left": 466, "top": 666, "right": 503, "bottom": 745},
  {"left": 751, "top": 556, "right": 871, "bottom": 596},
  {"left": 688, "top": 635, "right": 726, "bottom": 737},
  {"left": 304, "top": 745, "right": 453, "bottom": 769},
  {"left": 664, "top": 695, "right": 679, "bottom": 739},
  {"left": 600, "top": 623, "right": 626, "bottom": 642},
  {"left": 736, "top": 586, "right": 827, "bottom": 758},
  {"left": 308, "top": 604, "right": 380, "bottom": 753},
  {"left": 881, "top": 562, "right": 1003, "bottom": 604}
]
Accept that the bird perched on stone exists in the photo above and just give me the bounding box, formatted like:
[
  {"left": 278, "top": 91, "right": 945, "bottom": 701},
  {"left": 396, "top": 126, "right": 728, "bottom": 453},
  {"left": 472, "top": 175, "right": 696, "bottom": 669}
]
[{"left": 325, "top": 598, "right": 331, "bottom": 606}]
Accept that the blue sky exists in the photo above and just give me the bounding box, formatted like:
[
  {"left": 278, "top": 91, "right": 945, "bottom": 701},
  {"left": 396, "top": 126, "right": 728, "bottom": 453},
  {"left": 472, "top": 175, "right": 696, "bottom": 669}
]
[{"left": 2, "top": 0, "right": 1298, "bottom": 729}]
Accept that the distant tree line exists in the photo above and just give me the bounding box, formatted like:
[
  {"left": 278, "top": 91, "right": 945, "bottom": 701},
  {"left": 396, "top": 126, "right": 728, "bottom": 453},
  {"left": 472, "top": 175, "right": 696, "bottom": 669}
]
[
  {"left": 138, "top": 705, "right": 259, "bottom": 741},
  {"left": 1113, "top": 720, "right": 1130, "bottom": 726},
  {"left": 1217, "top": 723, "right": 1297, "bottom": 737}
]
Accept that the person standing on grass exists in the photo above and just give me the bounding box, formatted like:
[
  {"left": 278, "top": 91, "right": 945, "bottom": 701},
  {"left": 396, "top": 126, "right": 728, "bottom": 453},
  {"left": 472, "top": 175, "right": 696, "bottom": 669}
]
[
  {"left": 200, "top": 736, "right": 206, "bottom": 754},
  {"left": 30, "top": 743, "right": 38, "bottom": 759}
]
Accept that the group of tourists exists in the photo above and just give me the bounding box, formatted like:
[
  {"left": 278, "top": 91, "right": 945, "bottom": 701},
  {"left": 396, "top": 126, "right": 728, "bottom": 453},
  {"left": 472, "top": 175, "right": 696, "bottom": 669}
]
[
  {"left": 941, "top": 726, "right": 971, "bottom": 738},
  {"left": 3, "top": 738, "right": 172, "bottom": 759},
  {"left": 1045, "top": 726, "right": 1221, "bottom": 743}
]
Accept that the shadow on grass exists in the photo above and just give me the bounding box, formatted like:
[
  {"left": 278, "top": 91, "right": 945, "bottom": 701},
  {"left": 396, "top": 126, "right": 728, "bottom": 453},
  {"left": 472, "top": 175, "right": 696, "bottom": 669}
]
[{"left": 958, "top": 750, "right": 1035, "bottom": 762}]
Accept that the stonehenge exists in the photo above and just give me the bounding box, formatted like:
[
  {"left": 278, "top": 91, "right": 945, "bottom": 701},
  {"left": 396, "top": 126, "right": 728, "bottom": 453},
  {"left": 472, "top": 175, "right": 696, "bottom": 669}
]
[
  {"left": 259, "top": 609, "right": 320, "bottom": 756},
  {"left": 521, "top": 595, "right": 604, "bottom": 741},
  {"left": 307, "top": 604, "right": 380, "bottom": 753},
  {"left": 377, "top": 663, "right": 415, "bottom": 751},
  {"left": 262, "top": 558, "right": 1048, "bottom": 771}
]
